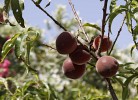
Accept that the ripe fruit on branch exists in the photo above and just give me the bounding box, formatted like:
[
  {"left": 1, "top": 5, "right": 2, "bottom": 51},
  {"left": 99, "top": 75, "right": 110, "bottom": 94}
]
[
  {"left": 96, "top": 56, "right": 119, "bottom": 78},
  {"left": 62, "top": 58, "right": 86, "bottom": 79},
  {"left": 56, "top": 31, "right": 77, "bottom": 54},
  {"left": 93, "top": 35, "right": 112, "bottom": 52},
  {"left": 69, "top": 45, "right": 91, "bottom": 65}
]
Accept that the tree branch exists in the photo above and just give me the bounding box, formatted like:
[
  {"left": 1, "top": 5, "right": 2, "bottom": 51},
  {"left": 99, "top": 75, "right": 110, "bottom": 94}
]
[
  {"left": 32, "top": 0, "right": 67, "bottom": 31},
  {"left": 68, "top": 0, "right": 89, "bottom": 42},
  {"left": 97, "top": 0, "right": 108, "bottom": 56},
  {"left": 108, "top": 16, "right": 126, "bottom": 55},
  {"left": 105, "top": 78, "right": 118, "bottom": 100},
  {"left": 40, "top": 43, "right": 57, "bottom": 50}
]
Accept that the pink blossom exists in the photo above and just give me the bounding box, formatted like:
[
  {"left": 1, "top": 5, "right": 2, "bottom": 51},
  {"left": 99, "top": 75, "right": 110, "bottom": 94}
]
[{"left": 0, "top": 59, "right": 11, "bottom": 78}]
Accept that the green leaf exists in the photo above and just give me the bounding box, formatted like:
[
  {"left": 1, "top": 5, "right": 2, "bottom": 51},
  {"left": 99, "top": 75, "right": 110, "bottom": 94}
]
[
  {"left": 133, "top": 24, "right": 138, "bottom": 40},
  {"left": 113, "top": 77, "right": 123, "bottom": 86},
  {"left": 36, "top": 0, "right": 42, "bottom": 5},
  {"left": 19, "top": 0, "right": 25, "bottom": 11},
  {"left": 24, "top": 29, "right": 40, "bottom": 65},
  {"left": 11, "top": 0, "right": 25, "bottom": 27},
  {"left": 119, "top": 62, "right": 134, "bottom": 67},
  {"left": 83, "top": 23, "right": 101, "bottom": 32},
  {"left": 45, "top": 0, "right": 52, "bottom": 8},
  {"left": 15, "top": 36, "right": 22, "bottom": 59},
  {"left": 4, "top": 0, "right": 11, "bottom": 13},
  {"left": 130, "top": 44, "right": 136, "bottom": 56},
  {"left": 122, "top": 74, "right": 138, "bottom": 100},
  {"left": 107, "top": 5, "right": 127, "bottom": 32},
  {"left": 1, "top": 33, "right": 20, "bottom": 62},
  {"left": 110, "top": 0, "right": 116, "bottom": 13},
  {"left": 126, "top": 12, "right": 132, "bottom": 32},
  {"left": 25, "top": 41, "right": 31, "bottom": 65},
  {"left": 15, "top": 33, "right": 25, "bottom": 59},
  {"left": 122, "top": 87, "right": 129, "bottom": 100},
  {"left": 22, "top": 81, "right": 37, "bottom": 93}
]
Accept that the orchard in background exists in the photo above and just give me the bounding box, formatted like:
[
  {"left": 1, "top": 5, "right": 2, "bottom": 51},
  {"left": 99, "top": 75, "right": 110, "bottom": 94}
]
[{"left": 0, "top": 0, "right": 138, "bottom": 100}]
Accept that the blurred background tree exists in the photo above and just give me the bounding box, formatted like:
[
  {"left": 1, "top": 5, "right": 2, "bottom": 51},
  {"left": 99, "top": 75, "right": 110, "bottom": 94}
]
[{"left": 0, "top": 0, "right": 138, "bottom": 100}]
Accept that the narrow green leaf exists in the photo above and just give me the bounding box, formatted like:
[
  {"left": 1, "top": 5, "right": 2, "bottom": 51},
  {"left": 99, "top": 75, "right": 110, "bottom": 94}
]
[
  {"left": 126, "top": 12, "right": 132, "bottom": 32},
  {"left": 113, "top": 77, "right": 123, "bottom": 86},
  {"left": 83, "top": 23, "right": 101, "bottom": 32},
  {"left": 119, "top": 62, "right": 134, "bottom": 67},
  {"left": 25, "top": 41, "right": 31, "bottom": 65},
  {"left": 36, "top": 0, "right": 42, "bottom": 5},
  {"left": 122, "top": 74, "right": 138, "bottom": 100},
  {"left": 122, "top": 87, "right": 129, "bottom": 100},
  {"left": 1, "top": 34, "right": 20, "bottom": 62},
  {"left": 133, "top": 24, "right": 138, "bottom": 40},
  {"left": 19, "top": 0, "right": 24, "bottom": 11},
  {"left": 15, "top": 33, "right": 24, "bottom": 59},
  {"left": 11, "top": 0, "right": 25, "bottom": 27},
  {"left": 45, "top": 0, "right": 52, "bottom": 8},
  {"left": 110, "top": 0, "right": 116, "bottom": 13},
  {"left": 107, "top": 5, "right": 127, "bottom": 31},
  {"left": 24, "top": 29, "right": 40, "bottom": 66},
  {"left": 22, "top": 81, "right": 37, "bottom": 93},
  {"left": 130, "top": 44, "right": 136, "bottom": 56}
]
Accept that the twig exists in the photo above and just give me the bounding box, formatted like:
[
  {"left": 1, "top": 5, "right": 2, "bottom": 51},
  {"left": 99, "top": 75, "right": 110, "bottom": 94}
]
[
  {"left": 31, "top": 0, "right": 67, "bottom": 31},
  {"left": 68, "top": 0, "right": 89, "bottom": 42},
  {"left": 41, "top": 43, "right": 57, "bottom": 50},
  {"left": 130, "top": 19, "right": 137, "bottom": 47},
  {"left": 108, "top": 16, "right": 126, "bottom": 55},
  {"left": 87, "top": 62, "right": 95, "bottom": 68},
  {"left": 76, "top": 37, "right": 98, "bottom": 60},
  {"left": 105, "top": 78, "right": 118, "bottom": 100},
  {"left": 97, "top": 0, "right": 108, "bottom": 56}
]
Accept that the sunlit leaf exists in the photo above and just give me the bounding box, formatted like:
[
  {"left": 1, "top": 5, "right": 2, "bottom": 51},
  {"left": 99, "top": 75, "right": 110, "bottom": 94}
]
[
  {"left": 130, "top": 44, "right": 137, "bottom": 56},
  {"left": 11, "top": 0, "right": 25, "bottom": 27},
  {"left": 19, "top": 0, "right": 25, "bottom": 11},
  {"left": 83, "top": 23, "right": 101, "bottom": 32},
  {"left": 126, "top": 12, "right": 132, "bottom": 32},
  {"left": 1, "top": 33, "right": 20, "bottom": 62},
  {"left": 15, "top": 33, "right": 26, "bottom": 59},
  {"left": 110, "top": 0, "right": 116, "bottom": 13}
]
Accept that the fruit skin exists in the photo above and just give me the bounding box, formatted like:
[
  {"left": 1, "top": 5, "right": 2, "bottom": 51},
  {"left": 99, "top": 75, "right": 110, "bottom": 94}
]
[
  {"left": 69, "top": 45, "right": 91, "bottom": 65},
  {"left": 96, "top": 56, "right": 119, "bottom": 78},
  {"left": 93, "top": 35, "right": 112, "bottom": 52},
  {"left": 56, "top": 31, "right": 77, "bottom": 54},
  {"left": 62, "top": 58, "right": 86, "bottom": 79}
]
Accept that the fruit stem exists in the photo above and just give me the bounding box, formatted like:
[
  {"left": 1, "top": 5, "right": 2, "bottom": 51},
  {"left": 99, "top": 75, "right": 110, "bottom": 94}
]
[
  {"left": 97, "top": 0, "right": 108, "bottom": 56},
  {"left": 105, "top": 78, "right": 118, "bottom": 100},
  {"left": 32, "top": 0, "right": 67, "bottom": 31},
  {"left": 68, "top": 0, "right": 90, "bottom": 42}
]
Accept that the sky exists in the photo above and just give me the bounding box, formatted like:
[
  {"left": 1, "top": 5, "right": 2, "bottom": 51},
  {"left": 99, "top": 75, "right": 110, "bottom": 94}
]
[{"left": 0, "top": 0, "right": 134, "bottom": 49}]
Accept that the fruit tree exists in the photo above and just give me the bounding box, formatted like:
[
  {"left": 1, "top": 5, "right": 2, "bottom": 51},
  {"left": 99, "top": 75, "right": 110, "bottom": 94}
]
[{"left": 0, "top": 0, "right": 138, "bottom": 100}]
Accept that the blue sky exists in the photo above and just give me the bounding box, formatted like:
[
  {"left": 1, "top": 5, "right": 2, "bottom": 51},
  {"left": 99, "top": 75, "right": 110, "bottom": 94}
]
[{"left": 0, "top": 0, "right": 133, "bottom": 49}]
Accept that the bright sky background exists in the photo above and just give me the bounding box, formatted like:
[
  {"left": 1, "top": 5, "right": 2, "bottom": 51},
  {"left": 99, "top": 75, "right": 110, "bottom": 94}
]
[{"left": 1, "top": 0, "right": 134, "bottom": 49}]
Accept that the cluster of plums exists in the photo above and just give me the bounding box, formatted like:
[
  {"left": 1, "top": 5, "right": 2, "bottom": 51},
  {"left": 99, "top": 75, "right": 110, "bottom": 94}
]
[{"left": 56, "top": 31, "right": 119, "bottom": 79}]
